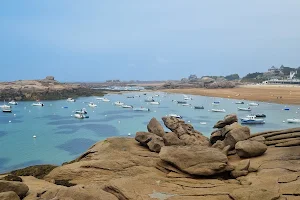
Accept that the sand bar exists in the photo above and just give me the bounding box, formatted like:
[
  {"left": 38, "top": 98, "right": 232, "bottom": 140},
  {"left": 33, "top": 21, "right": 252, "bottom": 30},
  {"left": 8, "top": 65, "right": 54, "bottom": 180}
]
[{"left": 162, "top": 84, "right": 300, "bottom": 105}]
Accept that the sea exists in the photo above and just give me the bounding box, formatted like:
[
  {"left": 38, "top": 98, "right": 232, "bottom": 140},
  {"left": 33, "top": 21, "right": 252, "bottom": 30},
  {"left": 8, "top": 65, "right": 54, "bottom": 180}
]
[{"left": 1, "top": 91, "right": 299, "bottom": 173}]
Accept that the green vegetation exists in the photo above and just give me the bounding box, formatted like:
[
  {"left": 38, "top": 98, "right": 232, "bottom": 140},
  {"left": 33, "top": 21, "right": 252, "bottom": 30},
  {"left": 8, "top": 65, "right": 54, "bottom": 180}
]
[
  {"left": 54, "top": 179, "right": 77, "bottom": 187},
  {"left": 2, "top": 174, "right": 22, "bottom": 182},
  {"left": 225, "top": 74, "right": 240, "bottom": 81},
  {"left": 10, "top": 165, "right": 57, "bottom": 179},
  {"left": 241, "top": 72, "right": 267, "bottom": 83}
]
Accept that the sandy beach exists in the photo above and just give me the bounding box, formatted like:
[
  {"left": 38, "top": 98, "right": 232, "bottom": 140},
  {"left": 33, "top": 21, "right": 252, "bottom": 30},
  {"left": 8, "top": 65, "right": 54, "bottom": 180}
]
[{"left": 162, "top": 84, "right": 300, "bottom": 105}]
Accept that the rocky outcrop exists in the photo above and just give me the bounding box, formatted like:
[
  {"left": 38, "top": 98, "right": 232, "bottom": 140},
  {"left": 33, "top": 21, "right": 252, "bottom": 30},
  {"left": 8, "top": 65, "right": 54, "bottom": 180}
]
[
  {"left": 147, "top": 118, "right": 165, "bottom": 137},
  {"left": 230, "top": 159, "right": 250, "bottom": 178},
  {"left": 213, "top": 114, "right": 238, "bottom": 128},
  {"left": 223, "top": 126, "right": 250, "bottom": 149},
  {"left": 162, "top": 116, "right": 209, "bottom": 146},
  {"left": 0, "top": 78, "right": 105, "bottom": 101},
  {"left": 159, "top": 146, "right": 231, "bottom": 176},
  {"left": 0, "top": 181, "right": 29, "bottom": 198},
  {"left": 136, "top": 117, "right": 209, "bottom": 152},
  {"left": 235, "top": 140, "right": 268, "bottom": 158},
  {"left": 211, "top": 114, "right": 250, "bottom": 153},
  {"left": 2, "top": 135, "right": 298, "bottom": 199},
  {"left": 135, "top": 132, "right": 164, "bottom": 152},
  {"left": 0, "top": 191, "right": 20, "bottom": 200},
  {"left": 250, "top": 127, "right": 300, "bottom": 147},
  {"left": 163, "top": 132, "right": 184, "bottom": 146}
]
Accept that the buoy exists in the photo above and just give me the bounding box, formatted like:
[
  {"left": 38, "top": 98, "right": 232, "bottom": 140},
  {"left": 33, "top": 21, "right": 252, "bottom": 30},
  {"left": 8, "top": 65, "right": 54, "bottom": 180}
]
[
  {"left": 14, "top": 114, "right": 16, "bottom": 116},
  {"left": 118, "top": 121, "right": 121, "bottom": 123},
  {"left": 128, "top": 133, "right": 131, "bottom": 136},
  {"left": 200, "top": 122, "right": 207, "bottom": 125},
  {"left": 154, "top": 110, "right": 156, "bottom": 112},
  {"left": 188, "top": 120, "right": 191, "bottom": 123},
  {"left": 283, "top": 121, "right": 285, "bottom": 123},
  {"left": 93, "top": 111, "right": 95, "bottom": 112},
  {"left": 33, "top": 135, "right": 37, "bottom": 138},
  {"left": 71, "top": 115, "right": 73, "bottom": 117},
  {"left": 9, "top": 121, "right": 11, "bottom": 123}
]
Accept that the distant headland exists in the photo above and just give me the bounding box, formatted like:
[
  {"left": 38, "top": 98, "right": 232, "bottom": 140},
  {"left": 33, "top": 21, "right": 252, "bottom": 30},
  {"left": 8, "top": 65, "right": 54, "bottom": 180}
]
[{"left": 0, "top": 76, "right": 105, "bottom": 101}]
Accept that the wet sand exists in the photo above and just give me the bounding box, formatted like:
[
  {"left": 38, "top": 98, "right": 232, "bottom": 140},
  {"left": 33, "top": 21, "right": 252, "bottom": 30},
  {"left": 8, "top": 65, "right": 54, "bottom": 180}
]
[{"left": 162, "top": 85, "right": 300, "bottom": 105}]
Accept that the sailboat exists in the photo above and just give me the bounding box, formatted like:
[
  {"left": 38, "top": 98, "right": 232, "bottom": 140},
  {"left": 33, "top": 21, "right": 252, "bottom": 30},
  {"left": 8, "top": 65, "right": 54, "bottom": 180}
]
[{"left": 0, "top": 100, "right": 11, "bottom": 109}]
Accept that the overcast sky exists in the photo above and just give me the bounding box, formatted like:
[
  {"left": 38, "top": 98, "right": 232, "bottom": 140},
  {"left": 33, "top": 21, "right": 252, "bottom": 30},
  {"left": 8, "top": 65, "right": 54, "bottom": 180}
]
[{"left": 1, "top": 0, "right": 300, "bottom": 82}]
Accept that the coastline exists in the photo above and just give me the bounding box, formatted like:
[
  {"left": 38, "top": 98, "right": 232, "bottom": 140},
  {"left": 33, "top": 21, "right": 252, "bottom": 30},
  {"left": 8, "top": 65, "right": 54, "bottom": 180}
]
[{"left": 161, "top": 84, "right": 300, "bottom": 105}]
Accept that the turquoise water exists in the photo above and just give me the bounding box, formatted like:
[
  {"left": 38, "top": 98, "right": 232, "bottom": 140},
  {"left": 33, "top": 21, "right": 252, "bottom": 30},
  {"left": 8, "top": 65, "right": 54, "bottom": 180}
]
[{"left": 1, "top": 92, "right": 300, "bottom": 173}]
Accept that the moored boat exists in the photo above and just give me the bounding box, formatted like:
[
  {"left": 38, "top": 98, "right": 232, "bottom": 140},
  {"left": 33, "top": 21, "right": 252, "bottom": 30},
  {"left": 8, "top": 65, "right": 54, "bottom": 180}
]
[
  {"left": 235, "top": 101, "right": 244, "bottom": 104},
  {"left": 2, "top": 107, "right": 12, "bottom": 113},
  {"left": 75, "top": 108, "right": 87, "bottom": 114},
  {"left": 8, "top": 100, "right": 18, "bottom": 105},
  {"left": 102, "top": 98, "right": 110, "bottom": 102},
  {"left": 145, "top": 98, "right": 154, "bottom": 102},
  {"left": 212, "top": 102, "right": 220, "bottom": 106},
  {"left": 248, "top": 102, "right": 259, "bottom": 106},
  {"left": 194, "top": 106, "right": 204, "bottom": 109},
  {"left": 133, "top": 107, "right": 150, "bottom": 112},
  {"left": 177, "top": 101, "right": 187, "bottom": 104},
  {"left": 168, "top": 114, "right": 182, "bottom": 119},
  {"left": 238, "top": 107, "right": 251, "bottom": 111},
  {"left": 1, "top": 100, "right": 11, "bottom": 108},
  {"left": 74, "top": 113, "right": 84, "bottom": 119},
  {"left": 114, "top": 101, "right": 124, "bottom": 106},
  {"left": 67, "top": 98, "right": 76, "bottom": 102},
  {"left": 211, "top": 109, "right": 226, "bottom": 112},
  {"left": 32, "top": 102, "right": 44, "bottom": 106},
  {"left": 122, "top": 105, "right": 133, "bottom": 108},
  {"left": 241, "top": 115, "right": 265, "bottom": 124},
  {"left": 287, "top": 119, "right": 300, "bottom": 123},
  {"left": 88, "top": 102, "right": 97, "bottom": 107},
  {"left": 255, "top": 114, "right": 266, "bottom": 118},
  {"left": 96, "top": 97, "right": 104, "bottom": 100},
  {"left": 127, "top": 96, "right": 134, "bottom": 98}
]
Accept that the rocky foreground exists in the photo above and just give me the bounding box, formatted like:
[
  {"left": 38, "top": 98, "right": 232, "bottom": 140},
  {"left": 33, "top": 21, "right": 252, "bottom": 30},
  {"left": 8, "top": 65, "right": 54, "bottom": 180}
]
[
  {"left": 1, "top": 115, "right": 300, "bottom": 200},
  {"left": 0, "top": 76, "right": 105, "bottom": 101}
]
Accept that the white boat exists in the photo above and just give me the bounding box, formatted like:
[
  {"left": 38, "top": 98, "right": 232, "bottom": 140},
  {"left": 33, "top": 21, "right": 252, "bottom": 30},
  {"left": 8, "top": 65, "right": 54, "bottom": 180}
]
[
  {"left": 114, "top": 101, "right": 124, "bottom": 106},
  {"left": 248, "top": 102, "right": 259, "bottom": 106},
  {"left": 183, "top": 95, "right": 193, "bottom": 100},
  {"left": 235, "top": 101, "right": 244, "bottom": 104},
  {"left": 238, "top": 107, "right": 251, "bottom": 111},
  {"left": 74, "top": 113, "right": 84, "bottom": 119},
  {"left": 2, "top": 107, "right": 12, "bottom": 113},
  {"left": 133, "top": 107, "right": 150, "bottom": 112},
  {"left": 8, "top": 100, "right": 18, "bottom": 105},
  {"left": 75, "top": 108, "right": 87, "bottom": 114},
  {"left": 212, "top": 103, "right": 220, "bottom": 106},
  {"left": 102, "top": 98, "right": 110, "bottom": 102},
  {"left": 67, "top": 98, "right": 76, "bottom": 102},
  {"left": 122, "top": 105, "right": 133, "bottom": 108},
  {"left": 88, "top": 102, "right": 97, "bottom": 107},
  {"left": 168, "top": 114, "right": 182, "bottom": 119},
  {"left": 96, "top": 97, "right": 104, "bottom": 100},
  {"left": 145, "top": 98, "right": 154, "bottom": 102},
  {"left": 32, "top": 102, "right": 44, "bottom": 106},
  {"left": 0, "top": 100, "right": 11, "bottom": 108},
  {"left": 154, "top": 94, "right": 159, "bottom": 97},
  {"left": 287, "top": 119, "right": 300, "bottom": 123},
  {"left": 150, "top": 101, "right": 160, "bottom": 105},
  {"left": 211, "top": 109, "right": 226, "bottom": 112},
  {"left": 241, "top": 115, "right": 265, "bottom": 124}
]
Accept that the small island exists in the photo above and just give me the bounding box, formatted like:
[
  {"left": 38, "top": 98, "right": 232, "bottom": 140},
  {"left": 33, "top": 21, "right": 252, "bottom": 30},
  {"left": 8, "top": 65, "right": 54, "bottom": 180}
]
[{"left": 0, "top": 76, "right": 105, "bottom": 101}]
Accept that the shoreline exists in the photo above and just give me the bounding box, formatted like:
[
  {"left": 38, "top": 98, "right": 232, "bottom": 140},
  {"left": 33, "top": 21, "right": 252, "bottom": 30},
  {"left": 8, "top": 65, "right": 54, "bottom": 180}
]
[{"left": 161, "top": 85, "right": 300, "bottom": 105}]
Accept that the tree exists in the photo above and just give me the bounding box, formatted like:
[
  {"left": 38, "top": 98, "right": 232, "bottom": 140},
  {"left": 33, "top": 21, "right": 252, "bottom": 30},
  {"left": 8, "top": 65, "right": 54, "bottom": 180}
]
[{"left": 225, "top": 74, "right": 240, "bottom": 81}]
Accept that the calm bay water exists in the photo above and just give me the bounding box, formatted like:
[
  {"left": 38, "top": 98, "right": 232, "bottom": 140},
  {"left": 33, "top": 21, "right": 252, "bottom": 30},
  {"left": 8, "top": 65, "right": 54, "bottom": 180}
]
[{"left": 1, "top": 92, "right": 300, "bottom": 173}]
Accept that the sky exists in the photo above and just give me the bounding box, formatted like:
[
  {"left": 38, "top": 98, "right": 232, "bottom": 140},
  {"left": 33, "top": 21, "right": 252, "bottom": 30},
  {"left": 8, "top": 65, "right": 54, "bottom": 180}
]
[{"left": 1, "top": 1, "right": 300, "bottom": 82}]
